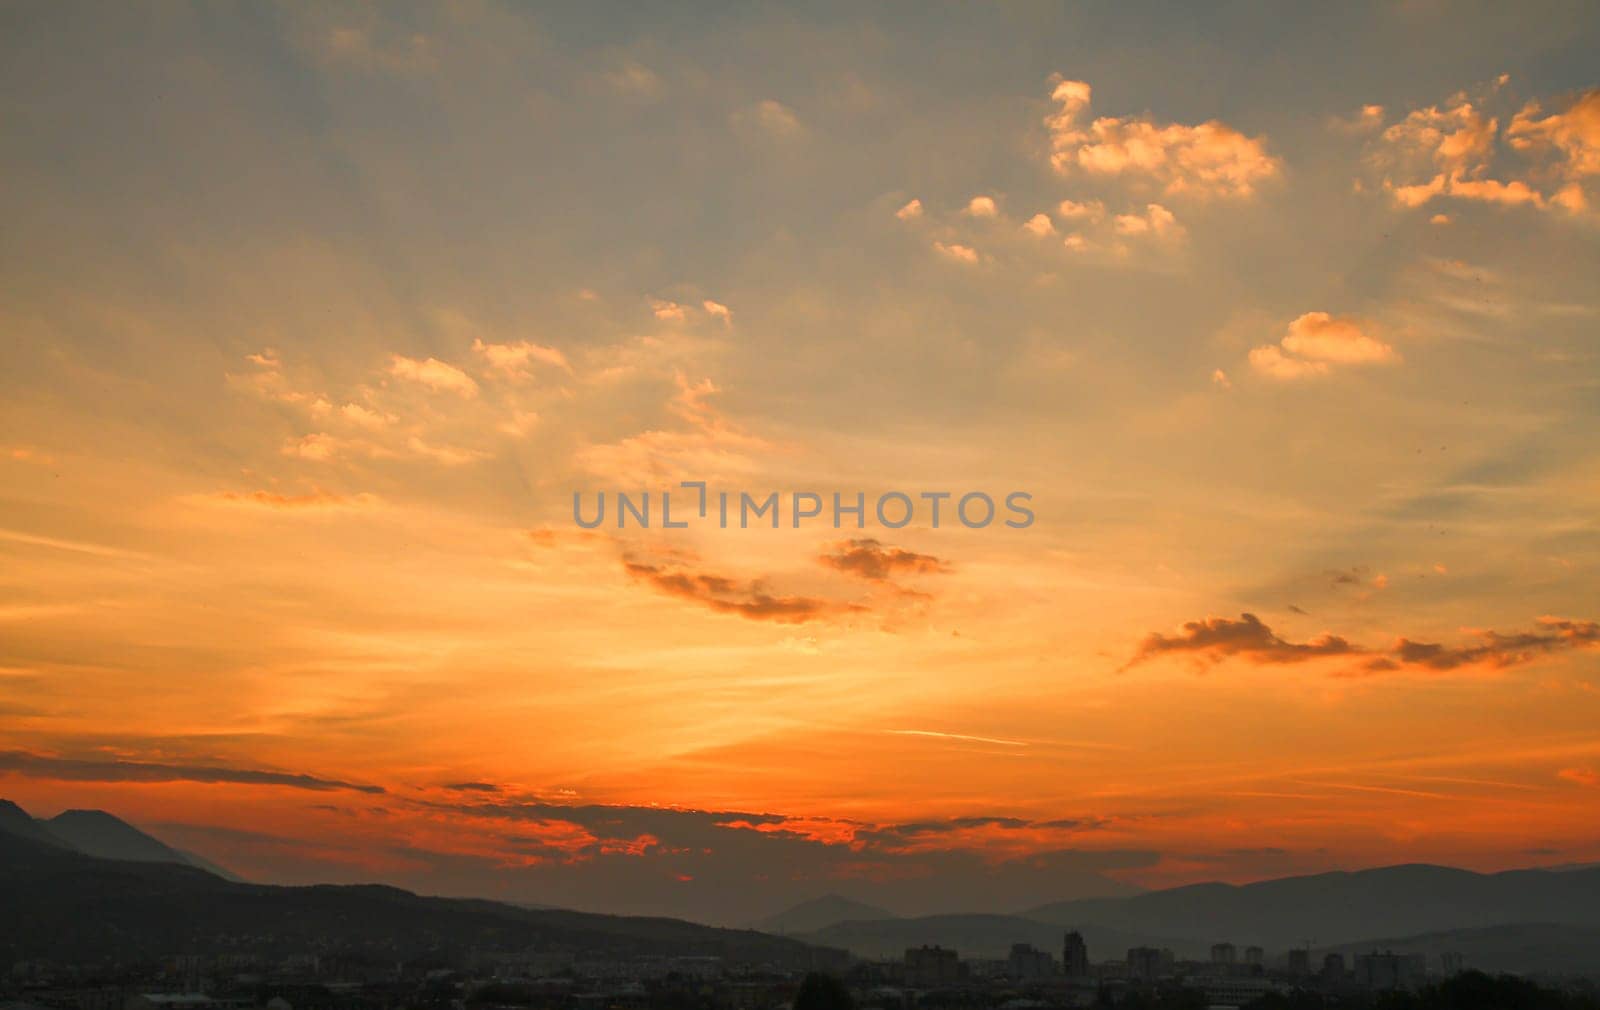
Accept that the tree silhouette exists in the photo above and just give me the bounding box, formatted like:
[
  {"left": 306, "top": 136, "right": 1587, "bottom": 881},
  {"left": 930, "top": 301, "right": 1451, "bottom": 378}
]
[{"left": 793, "top": 972, "right": 856, "bottom": 1010}]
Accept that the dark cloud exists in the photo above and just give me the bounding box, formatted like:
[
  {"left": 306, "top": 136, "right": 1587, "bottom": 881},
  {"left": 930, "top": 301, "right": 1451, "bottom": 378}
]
[
  {"left": 1127, "top": 614, "right": 1600, "bottom": 676},
  {"left": 1368, "top": 618, "right": 1600, "bottom": 673},
  {"left": 1326, "top": 566, "right": 1370, "bottom": 586},
  {"left": 441, "top": 781, "right": 502, "bottom": 793},
  {"left": 0, "top": 750, "right": 386, "bottom": 794},
  {"left": 1125, "top": 613, "right": 1361, "bottom": 669},
  {"left": 622, "top": 558, "right": 857, "bottom": 623},
  {"left": 399, "top": 797, "right": 1150, "bottom": 920},
  {"left": 819, "top": 538, "right": 951, "bottom": 582}
]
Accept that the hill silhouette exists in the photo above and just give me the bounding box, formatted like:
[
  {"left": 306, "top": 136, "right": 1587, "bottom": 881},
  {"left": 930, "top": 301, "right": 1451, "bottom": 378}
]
[
  {"left": 1026, "top": 863, "right": 1600, "bottom": 948},
  {"left": 0, "top": 800, "right": 846, "bottom": 967},
  {"left": 755, "top": 894, "right": 897, "bottom": 934}
]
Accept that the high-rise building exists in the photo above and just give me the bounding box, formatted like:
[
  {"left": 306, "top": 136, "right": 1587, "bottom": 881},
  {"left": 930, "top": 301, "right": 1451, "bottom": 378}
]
[
  {"left": 1322, "top": 953, "right": 1346, "bottom": 982},
  {"left": 1063, "top": 931, "right": 1090, "bottom": 978},
  {"left": 1008, "top": 943, "right": 1055, "bottom": 981},
  {"left": 1441, "top": 952, "right": 1465, "bottom": 976},
  {"left": 1211, "top": 943, "right": 1237, "bottom": 966},
  {"left": 1354, "top": 951, "right": 1421, "bottom": 992},
  {"left": 1287, "top": 949, "right": 1310, "bottom": 976},
  {"left": 905, "top": 945, "right": 962, "bottom": 988},
  {"left": 1244, "top": 946, "right": 1264, "bottom": 966},
  {"left": 1126, "top": 947, "right": 1164, "bottom": 983}
]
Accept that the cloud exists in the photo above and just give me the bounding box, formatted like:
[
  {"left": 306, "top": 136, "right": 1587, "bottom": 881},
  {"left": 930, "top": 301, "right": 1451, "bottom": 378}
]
[
  {"left": 1056, "top": 199, "right": 1105, "bottom": 220},
  {"left": 1057, "top": 203, "right": 1185, "bottom": 261},
  {"left": 602, "top": 61, "right": 662, "bottom": 102},
  {"left": 651, "top": 299, "right": 687, "bottom": 322},
  {"left": 196, "top": 488, "right": 379, "bottom": 511},
  {"left": 737, "top": 99, "right": 803, "bottom": 139},
  {"left": 1373, "top": 617, "right": 1600, "bottom": 673},
  {"left": 965, "top": 195, "right": 998, "bottom": 217},
  {"left": 389, "top": 355, "right": 479, "bottom": 396},
  {"left": 895, "top": 198, "right": 924, "bottom": 220},
  {"left": 1045, "top": 78, "right": 1280, "bottom": 199},
  {"left": 1127, "top": 613, "right": 1600, "bottom": 676},
  {"left": 932, "top": 240, "right": 979, "bottom": 264},
  {"left": 702, "top": 300, "right": 732, "bottom": 324},
  {"left": 1249, "top": 312, "right": 1396, "bottom": 380},
  {"left": 1021, "top": 213, "right": 1056, "bottom": 236},
  {"left": 315, "top": 24, "right": 435, "bottom": 76},
  {"left": 622, "top": 557, "right": 855, "bottom": 624},
  {"left": 1508, "top": 89, "right": 1600, "bottom": 182},
  {"left": 0, "top": 750, "right": 386, "bottom": 793},
  {"left": 1112, "top": 203, "right": 1184, "bottom": 241},
  {"left": 819, "top": 539, "right": 951, "bottom": 582},
  {"left": 1365, "top": 78, "right": 1596, "bottom": 215},
  {"left": 1558, "top": 767, "right": 1600, "bottom": 787},
  {"left": 472, "top": 337, "right": 570, "bottom": 377},
  {"left": 1330, "top": 104, "right": 1386, "bottom": 134},
  {"left": 1126, "top": 613, "right": 1361, "bottom": 670},
  {"left": 283, "top": 432, "right": 344, "bottom": 461},
  {"left": 576, "top": 373, "right": 776, "bottom": 483}
]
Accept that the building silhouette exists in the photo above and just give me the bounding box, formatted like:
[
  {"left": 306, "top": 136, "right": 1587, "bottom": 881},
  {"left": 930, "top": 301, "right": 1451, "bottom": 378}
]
[
  {"left": 905, "top": 945, "right": 961, "bottom": 987},
  {"left": 1008, "top": 943, "right": 1054, "bottom": 981},
  {"left": 1062, "top": 931, "right": 1090, "bottom": 978}
]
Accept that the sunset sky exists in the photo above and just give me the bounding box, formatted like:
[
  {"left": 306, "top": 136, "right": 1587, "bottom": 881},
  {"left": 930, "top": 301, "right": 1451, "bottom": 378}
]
[{"left": 3, "top": 2, "right": 1600, "bottom": 924}]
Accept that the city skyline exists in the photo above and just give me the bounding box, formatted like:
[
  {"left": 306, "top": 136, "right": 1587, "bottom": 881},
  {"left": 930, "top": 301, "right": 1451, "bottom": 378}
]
[{"left": 3, "top": 2, "right": 1600, "bottom": 926}]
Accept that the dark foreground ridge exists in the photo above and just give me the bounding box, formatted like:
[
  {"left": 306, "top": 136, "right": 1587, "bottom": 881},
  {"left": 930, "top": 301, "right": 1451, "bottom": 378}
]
[{"left": 0, "top": 800, "right": 846, "bottom": 968}]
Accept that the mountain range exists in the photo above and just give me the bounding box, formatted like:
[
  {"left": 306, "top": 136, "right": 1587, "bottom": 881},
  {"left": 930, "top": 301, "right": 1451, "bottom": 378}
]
[
  {"left": 0, "top": 798, "right": 845, "bottom": 968},
  {"left": 0, "top": 798, "right": 238, "bottom": 877},
  {"left": 6, "top": 797, "right": 1600, "bottom": 978},
  {"left": 760, "top": 864, "right": 1600, "bottom": 975}
]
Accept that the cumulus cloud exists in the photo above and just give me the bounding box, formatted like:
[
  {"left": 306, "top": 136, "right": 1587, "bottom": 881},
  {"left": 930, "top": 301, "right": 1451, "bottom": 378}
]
[
  {"left": 1045, "top": 77, "right": 1280, "bottom": 199},
  {"left": 1248, "top": 312, "right": 1397, "bottom": 380},
  {"left": 472, "top": 338, "right": 570, "bottom": 377},
  {"left": 1126, "top": 613, "right": 1600, "bottom": 676},
  {"left": 1365, "top": 78, "right": 1597, "bottom": 215},
  {"left": 1056, "top": 199, "right": 1105, "bottom": 220},
  {"left": 1112, "top": 203, "right": 1184, "bottom": 241},
  {"left": 932, "top": 240, "right": 980, "bottom": 264},
  {"left": 895, "top": 198, "right": 924, "bottom": 220},
  {"left": 820, "top": 539, "right": 951, "bottom": 582},
  {"left": 702, "top": 299, "right": 732, "bottom": 324},
  {"left": 651, "top": 298, "right": 688, "bottom": 322},
  {"left": 966, "top": 195, "right": 998, "bottom": 217},
  {"left": 1021, "top": 213, "right": 1056, "bottom": 236},
  {"left": 390, "top": 354, "right": 479, "bottom": 396}
]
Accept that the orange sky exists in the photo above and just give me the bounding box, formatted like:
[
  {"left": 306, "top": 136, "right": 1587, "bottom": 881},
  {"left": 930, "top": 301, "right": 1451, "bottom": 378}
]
[{"left": 2, "top": 3, "right": 1599, "bottom": 923}]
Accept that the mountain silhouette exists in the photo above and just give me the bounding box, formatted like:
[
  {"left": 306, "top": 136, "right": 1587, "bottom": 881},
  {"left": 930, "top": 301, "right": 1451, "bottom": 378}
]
[
  {"left": 45, "top": 808, "right": 240, "bottom": 878},
  {"left": 0, "top": 798, "right": 68, "bottom": 847},
  {"left": 1325, "top": 922, "right": 1600, "bottom": 977},
  {"left": 1026, "top": 863, "right": 1600, "bottom": 948},
  {"left": 0, "top": 799, "right": 846, "bottom": 967},
  {"left": 755, "top": 894, "right": 897, "bottom": 934}
]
